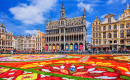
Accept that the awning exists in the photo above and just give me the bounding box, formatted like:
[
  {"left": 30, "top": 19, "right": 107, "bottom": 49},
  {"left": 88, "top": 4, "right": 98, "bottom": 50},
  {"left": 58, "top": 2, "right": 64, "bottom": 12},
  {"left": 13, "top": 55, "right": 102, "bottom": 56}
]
[{"left": 125, "top": 45, "right": 130, "bottom": 47}]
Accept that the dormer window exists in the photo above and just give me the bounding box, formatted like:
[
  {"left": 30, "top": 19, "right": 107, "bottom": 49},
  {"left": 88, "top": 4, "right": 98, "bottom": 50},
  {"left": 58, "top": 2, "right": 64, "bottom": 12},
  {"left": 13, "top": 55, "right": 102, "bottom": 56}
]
[{"left": 108, "top": 18, "right": 111, "bottom": 23}]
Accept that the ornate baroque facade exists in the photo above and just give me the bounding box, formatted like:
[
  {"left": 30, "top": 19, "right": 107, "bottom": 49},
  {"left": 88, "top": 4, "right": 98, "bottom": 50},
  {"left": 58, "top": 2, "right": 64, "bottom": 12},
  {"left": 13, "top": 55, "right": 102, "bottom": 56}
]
[
  {"left": 92, "top": 3, "right": 130, "bottom": 51},
  {"left": 0, "top": 21, "right": 13, "bottom": 52},
  {"left": 45, "top": 3, "right": 87, "bottom": 51}
]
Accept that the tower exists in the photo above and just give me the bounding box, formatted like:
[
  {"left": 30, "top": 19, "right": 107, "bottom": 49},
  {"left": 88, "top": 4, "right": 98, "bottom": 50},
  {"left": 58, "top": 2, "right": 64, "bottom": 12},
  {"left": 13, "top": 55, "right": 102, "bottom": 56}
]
[
  {"left": 60, "top": 3, "right": 66, "bottom": 19},
  {"left": 83, "top": 8, "right": 86, "bottom": 24}
]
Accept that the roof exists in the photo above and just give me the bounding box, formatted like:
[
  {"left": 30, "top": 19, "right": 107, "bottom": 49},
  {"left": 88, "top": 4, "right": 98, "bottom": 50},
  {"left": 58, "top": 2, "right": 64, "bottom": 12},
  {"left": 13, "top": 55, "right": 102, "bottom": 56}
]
[
  {"left": 40, "top": 32, "right": 45, "bottom": 37},
  {"left": 0, "top": 23, "right": 6, "bottom": 28},
  {"left": 13, "top": 36, "right": 18, "bottom": 39},
  {"left": 104, "top": 12, "right": 115, "bottom": 18}
]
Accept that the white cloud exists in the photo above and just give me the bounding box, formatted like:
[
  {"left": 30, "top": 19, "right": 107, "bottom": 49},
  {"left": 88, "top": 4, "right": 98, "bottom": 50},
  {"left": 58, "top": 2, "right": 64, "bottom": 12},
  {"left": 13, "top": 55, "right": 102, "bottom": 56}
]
[
  {"left": 100, "top": 14, "right": 106, "bottom": 18},
  {"left": 77, "top": 2, "right": 94, "bottom": 12},
  {"left": 25, "top": 30, "right": 37, "bottom": 34},
  {"left": 107, "top": 0, "right": 113, "bottom": 4},
  {"left": 86, "top": 21, "right": 91, "bottom": 28},
  {"left": 9, "top": 0, "right": 57, "bottom": 25},
  {"left": 121, "top": 0, "right": 127, "bottom": 4},
  {"left": 87, "top": 35, "right": 92, "bottom": 38}
]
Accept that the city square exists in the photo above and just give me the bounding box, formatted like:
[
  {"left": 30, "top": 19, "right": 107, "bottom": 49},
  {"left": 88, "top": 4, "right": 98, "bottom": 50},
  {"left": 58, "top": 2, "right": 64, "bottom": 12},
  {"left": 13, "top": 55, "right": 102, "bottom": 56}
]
[
  {"left": 0, "top": 0, "right": 130, "bottom": 80},
  {"left": 0, "top": 54, "right": 130, "bottom": 80}
]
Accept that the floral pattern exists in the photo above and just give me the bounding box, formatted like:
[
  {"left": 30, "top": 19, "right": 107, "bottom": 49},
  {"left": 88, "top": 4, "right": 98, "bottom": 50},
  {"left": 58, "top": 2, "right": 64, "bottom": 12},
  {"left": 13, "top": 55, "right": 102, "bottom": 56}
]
[{"left": 0, "top": 54, "right": 130, "bottom": 80}]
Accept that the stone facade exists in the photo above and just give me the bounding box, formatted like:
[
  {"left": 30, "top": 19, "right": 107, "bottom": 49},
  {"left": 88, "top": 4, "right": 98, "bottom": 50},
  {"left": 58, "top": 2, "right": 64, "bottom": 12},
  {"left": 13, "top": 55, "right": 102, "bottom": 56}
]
[
  {"left": 92, "top": 3, "right": 130, "bottom": 51},
  {"left": 45, "top": 3, "right": 87, "bottom": 51},
  {"left": 13, "top": 36, "right": 18, "bottom": 50},
  {"left": 16, "top": 29, "right": 45, "bottom": 52},
  {"left": 0, "top": 21, "right": 13, "bottom": 52},
  {"left": 17, "top": 34, "right": 35, "bottom": 51},
  {"left": 35, "top": 29, "right": 45, "bottom": 52}
]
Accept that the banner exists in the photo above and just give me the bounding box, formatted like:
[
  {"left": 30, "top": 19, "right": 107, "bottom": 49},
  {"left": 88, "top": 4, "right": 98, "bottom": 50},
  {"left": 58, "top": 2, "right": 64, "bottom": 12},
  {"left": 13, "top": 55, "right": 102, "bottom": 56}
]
[
  {"left": 46, "top": 45, "right": 48, "bottom": 50},
  {"left": 53, "top": 45, "right": 55, "bottom": 50},
  {"left": 74, "top": 45, "right": 78, "bottom": 50},
  {"left": 65, "top": 45, "right": 69, "bottom": 50},
  {"left": 70, "top": 45, "right": 73, "bottom": 50},
  {"left": 56, "top": 45, "right": 59, "bottom": 50},
  {"left": 49, "top": 45, "right": 52, "bottom": 50},
  {"left": 79, "top": 45, "right": 83, "bottom": 50}
]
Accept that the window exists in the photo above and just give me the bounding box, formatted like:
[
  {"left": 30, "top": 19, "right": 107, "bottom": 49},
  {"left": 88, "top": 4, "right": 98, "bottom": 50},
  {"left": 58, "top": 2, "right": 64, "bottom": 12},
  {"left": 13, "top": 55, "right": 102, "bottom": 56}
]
[
  {"left": 99, "top": 32, "right": 101, "bottom": 37},
  {"left": 96, "top": 27, "right": 98, "bottom": 31},
  {"left": 127, "top": 30, "right": 130, "bottom": 36},
  {"left": 108, "top": 18, "right": 111, "bottom": 23},
  {"left": 107, "top": 33, "right": 112, "bottom": 38},
  {"left": 96, "top": 22, "right": 97, "bottom": 25},
  {"left": 99, "top": 26, "right": 101, "bottom": 30},
  {"left": 114, "top": 31, "right": 117, "bottom": 38},
  {"left": 114, "top": 25, "right": 117, "bottom": 29},
  {"left": 93, "top": 27, "right": 95, "bottom": 31},
  {"left": 126, "top": 23, "right": 129, "bottom": 28},
  {"left": 93, "top": 33, "right": 95, "bottom": 37},
  {"left": 103, "top": 41, "right": 106, "bottom": 44},
  {"left": 99, "top": 39, "right": 101, "bottom": 45},
  {"left": 96, "top": 39, "right": 98, "bottom": 44},
  {"left": 96, "top": 33, "right": 98, "bottom": 37},
  {"left": 93, "top": 39, "right": 95, "bottom": 44},
  {"left": 103, "top": 26, "right": 106, "bottom": 30},
  {"left": 108, "top": 25, "right": 111, "bottom": 30},
  {"left": 103, "top": 32, "right": 106, "bottom": 38},
  {"left": 120, "top": 30, "right": 124, "bottom": 38},
  {"left": 120, "top": 24, "right": 124, "bottom": 29}
]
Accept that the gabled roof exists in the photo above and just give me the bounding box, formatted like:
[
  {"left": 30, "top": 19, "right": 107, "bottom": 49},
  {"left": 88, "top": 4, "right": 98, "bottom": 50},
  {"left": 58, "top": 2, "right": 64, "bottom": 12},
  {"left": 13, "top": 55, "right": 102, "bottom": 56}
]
[{"left": 104, "top": 12, "right": 115, "bottom": 18}]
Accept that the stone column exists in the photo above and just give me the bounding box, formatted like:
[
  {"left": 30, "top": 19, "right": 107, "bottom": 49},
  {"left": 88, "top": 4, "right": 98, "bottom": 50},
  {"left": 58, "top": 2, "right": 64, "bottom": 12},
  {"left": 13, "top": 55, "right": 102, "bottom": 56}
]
[
  {"left": 64, "top": 28, "right": 65, "bottom": 50},
  {"left": 59, "top": 29, "right": 61, "bottom": 51}
]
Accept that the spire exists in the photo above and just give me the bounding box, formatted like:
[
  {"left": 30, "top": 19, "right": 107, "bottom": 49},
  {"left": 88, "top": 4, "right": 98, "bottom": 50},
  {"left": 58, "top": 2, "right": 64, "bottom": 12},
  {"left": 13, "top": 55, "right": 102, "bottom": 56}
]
[
  {"left": 60, "top": 2, "right": 66, "bottom": 19},
  {"left": 127, "top": 3, "right": 129, "bottom": 9},
  {"left": 49, "top": 15, "right": 51, "bottom": 22},
  {"left": 62, "top": 3, "right": 65, "bottom": 9},
  {"left": 83, "top": 8, "right": 86, "bottom": 16},
  {"left": 109, "top": 11, "right": 110, "bottom": 14}
]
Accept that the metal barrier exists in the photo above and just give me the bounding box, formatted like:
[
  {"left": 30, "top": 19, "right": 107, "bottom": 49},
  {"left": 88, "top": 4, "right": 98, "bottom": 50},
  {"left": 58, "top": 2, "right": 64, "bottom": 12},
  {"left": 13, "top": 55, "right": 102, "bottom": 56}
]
[{"left": 0, "top": 51, "right": 130, "bottom": 54}]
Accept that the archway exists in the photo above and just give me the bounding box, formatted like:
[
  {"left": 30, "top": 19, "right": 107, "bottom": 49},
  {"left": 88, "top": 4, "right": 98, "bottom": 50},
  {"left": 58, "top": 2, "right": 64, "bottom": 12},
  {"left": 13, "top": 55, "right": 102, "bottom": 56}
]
[{"left": 61, "top": 44, "right": 64, "bottom": 50}]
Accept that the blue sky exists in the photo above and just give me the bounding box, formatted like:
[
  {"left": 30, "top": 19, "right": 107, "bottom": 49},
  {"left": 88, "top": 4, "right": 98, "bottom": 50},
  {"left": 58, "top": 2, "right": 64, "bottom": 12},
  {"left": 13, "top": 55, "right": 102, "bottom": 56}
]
[{"left": 0, "top": 0, "right": 130, "bottom": 42}]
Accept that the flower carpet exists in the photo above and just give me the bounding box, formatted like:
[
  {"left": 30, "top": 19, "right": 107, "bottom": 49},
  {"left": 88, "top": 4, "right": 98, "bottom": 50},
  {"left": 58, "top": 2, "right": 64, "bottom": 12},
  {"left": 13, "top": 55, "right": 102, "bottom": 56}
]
[{"left": 0, "top": 54, "right": 130, "bottom": 80}]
